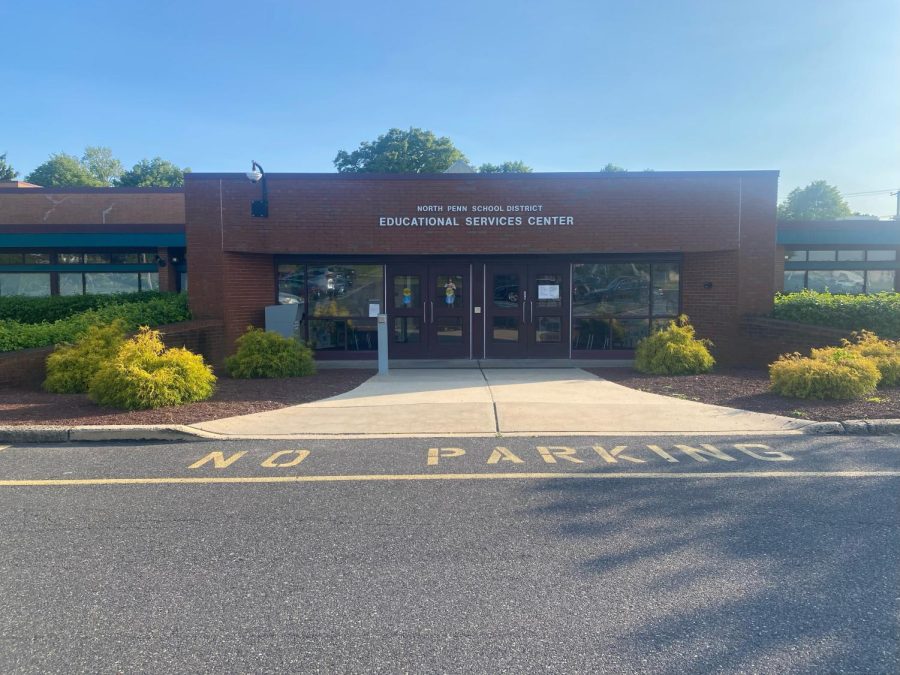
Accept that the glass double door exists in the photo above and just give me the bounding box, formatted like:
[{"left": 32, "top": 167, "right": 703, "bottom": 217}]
[
  {"left": 389, "top": 263, "right": 469, "bottom": 359},
  {"left": 485, "top": 263, "right": 569, "bottom": 358}
]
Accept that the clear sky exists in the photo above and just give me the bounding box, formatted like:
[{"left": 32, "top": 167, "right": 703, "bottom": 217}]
[{"left": 3, "top": 0, "right": 899, "bottom": 216}]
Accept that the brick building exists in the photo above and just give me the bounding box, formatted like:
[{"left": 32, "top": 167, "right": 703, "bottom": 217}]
[{"left": 183, "top": 170, "right": 779, "bottom": 364}]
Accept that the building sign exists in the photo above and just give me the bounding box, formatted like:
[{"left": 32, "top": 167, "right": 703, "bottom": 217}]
[{"left": 378, "top": 204, "right": 575, "bottom": 228}]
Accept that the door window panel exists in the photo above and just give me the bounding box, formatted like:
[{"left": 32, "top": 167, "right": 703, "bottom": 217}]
[
  {"left": 492, "top": 316, "right": 519, "bottom": 342},
  {"left": 534, "top": 273, "right": 561, "bottom": 308},
  {"left": 492, "top": 274, "right": 519, "bottom": 308},
  {"left": 393, "top": 275, "right": 421, "bottom": 309},
  {"left": 436, "top": 317, "right": 463, "bottom": 343},
  {"left": 436, "top": 275, "right": 464, "bottom": 309},
  {"left": 535, "top": 316, "right": 562, "bottom": 343},
  {"left": 394, "top": 317, "right": 421, "bottom": 344}
]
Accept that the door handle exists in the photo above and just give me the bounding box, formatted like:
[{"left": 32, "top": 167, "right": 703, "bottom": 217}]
[
  {"left": 530, "top": 301, "right": 534, "bottom": 323},
  {"left": 423, "top": 301, "right": 427, "bottom": 324},
  {"left": 430, "top": 301, "right": 434, "bottom": 323}
]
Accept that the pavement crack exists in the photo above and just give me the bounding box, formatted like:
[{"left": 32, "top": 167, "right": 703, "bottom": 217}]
[{"left": 477, "top": 363, "right": 501, "bottom": 434}]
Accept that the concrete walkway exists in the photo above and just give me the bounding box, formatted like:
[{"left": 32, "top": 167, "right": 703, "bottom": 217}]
[{"left": 191, "top": 369, "right": 811, "bottom": 438}]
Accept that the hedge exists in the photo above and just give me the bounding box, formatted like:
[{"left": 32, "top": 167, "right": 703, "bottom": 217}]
[
  {"left": 0, "top": 291, "right": 176, "bottom": 324},
  {"left": 0, "top": 294, "right": 190, "bottom": 352},
  {"left": 772, "top": 290, "right": 900, "bottom": 339}
]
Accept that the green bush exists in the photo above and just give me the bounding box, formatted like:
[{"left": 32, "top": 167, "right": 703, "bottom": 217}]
[
  {"left": 43, "top": 321, "right": 126, "bottom": 393},
  {"left": 89, "top": 327, "right": 216, "bottom": 410},
  {"left": 769, "top": 348, "right": 881, "bottom": 399},
  {"left": 773, "top": 290, "right": 900, "bottom": 339},
  {"left": 225, "top": 326, "right": 316, "bottom": 378},
  {"left": 842, "top": 331, "right": 900, "bottom": 387},
  {"left": 0, "top": 291, "right": 175, "bottom": 324},
  {"left": 634, "top": 315, "right": 715, "bottom": 375},
  {"left": 0, "top": 293, "right": 190, "bottom": 352}
]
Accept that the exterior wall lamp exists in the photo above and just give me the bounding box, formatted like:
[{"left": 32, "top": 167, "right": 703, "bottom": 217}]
[{"left": 247, "top": 160, "right": 268, "bottom": 217}]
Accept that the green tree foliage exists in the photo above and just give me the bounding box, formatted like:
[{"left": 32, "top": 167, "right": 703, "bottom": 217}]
[
  {"left": 89, "top": 327, "right": 215, "bottom": 409},
  {"left": 601, "top": 163, "right": 627, "bottom": 172},
  {"left": 226, "top": 326, "right": 316, "bottom": 378},
  {"left": 117, "top": 157, "right": 191, "bottom": 187},
  {"left": 478, "top": 161, "right": 533, "bottom": 174},
  {"left": 81, "top": 146, "right": 123, "bottom": 185},
  {"left": 43, "top": 321, "right": 126, "bottom": 393},
  {"left": 334, "top": 127, "right": 466, "bottom": 173},
  {"left": 25, "top": 152, "right": 104, "bottom": 187},
  {"left": 0, "top": 152, "right": 17, "bottom": 180},
  {"left": 778, "top": 180, "right": 851, "bottom": 220},
  {"left": 634, "top": 315, "right": 715, "bottom": 375}
]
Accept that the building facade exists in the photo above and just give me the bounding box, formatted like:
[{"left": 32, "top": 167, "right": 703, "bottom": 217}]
[{"left": 184, "top": 170, "right": 779, "bottom": 363}]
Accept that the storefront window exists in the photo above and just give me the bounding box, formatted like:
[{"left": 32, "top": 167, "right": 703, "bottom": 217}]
[
  {"left": 0, "top": 273, "right": 51, "bottom": 296},
  {"left": 573, "top": 263, "right": 650, "bottom": 318},
  {"left": 867, "top": 250, "right": 897, "bottom": 261},
  {"left": 807, "top": 250, "right": 837, "bottom": 262},
  {"left": 783, "top": 270, "right": 806, "bottom": 292},
  {"left": 837, "top": 250, "right": 864, "bottom": 261},
  {"left": 140, "top": 272, "right": 159, "bottom": 291},
  {"left": 785, "top": 250, "right": 807, "bottom": 262},
  {"left": 59, "top": 253, "right": 83, "bottom": 264},
  {"left": 309, "top": 264, "right": 383, "bottom": 317},
  {"left": 807, "top": 270, "right": 864, "bottom": 294},
  {"left": 866, "top": 270, "right": 895, "bottom": 294},
  {"left": 59, "top": 273, "right": 84, "bottom": 296},
  {"left": 610, "top": 319, "right": 649, "bottom": 349},
  {"left": 85, "top": 253, "right": 112, "bottom": 264},
  {"left": 278, "top": 264, "right": 306, "bottom": 306},
  {"left": 652, "top": 263, "right": 679, "bottom": 317},
  {"left": 84, "top": 272, "right": 140, "bottom": 294}
]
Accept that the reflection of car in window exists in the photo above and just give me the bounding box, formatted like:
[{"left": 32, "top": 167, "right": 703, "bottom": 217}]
[{"left": 494, "top": 284, "right": 519, "bottom": 305}]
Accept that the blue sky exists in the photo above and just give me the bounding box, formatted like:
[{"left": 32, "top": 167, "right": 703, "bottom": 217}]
[{"left": 3, "top": 0, "right": 899, "bottom": 216}]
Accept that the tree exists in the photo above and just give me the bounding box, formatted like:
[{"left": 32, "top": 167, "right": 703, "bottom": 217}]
[
  {"left": 778, "top": 180, "right": 851, "bottom": 220},
  {"left": 25, "top": 153, "right": 104, "bottom": 187},
  {"left": 82, "top": 146, "right": 123, "bottom": 185},
  {"left": 478, "top": 161, "right": 533, "bottom": 174},
  {"left": 0, "top": 152, "right": 17, "bottom": 181},
  {"left": 601, "top": 163, "right": 627, "bottom": 172},
  {"left": 334, "top": 127, "right": 466, "bottom": 173},
  {"left": 117, "top": 157, "right": 191, "bottom": 187}
]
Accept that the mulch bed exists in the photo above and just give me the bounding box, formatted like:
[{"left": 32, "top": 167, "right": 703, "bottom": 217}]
[
  {"left": 590, "top": 368, "right": 900, "bottom": 422},
  {"left": 0, "top": 369, "right": 375, "bottom": 426}
]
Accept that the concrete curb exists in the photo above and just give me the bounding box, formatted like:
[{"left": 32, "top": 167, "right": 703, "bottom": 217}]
[
  {"left": 0, "top": 425, "right": 215, "bottom": 444},
  {"left": 2, "top": 419, "right": 900, "bottom": 442}
]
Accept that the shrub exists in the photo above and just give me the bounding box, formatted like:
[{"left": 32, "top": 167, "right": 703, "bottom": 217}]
[
  {"left": 0, "top": 293, "right": 190, "bottom": 352},
  {"left": 634, "top": 315, "right": 715, "bottom": 375},
  {"left": 89, "top": 327, "right": 216, "bottom": 410},
  {"left": 842, "top": 331, "right": 900, "bottom": 387},
  {"left": 0, "top": 291, "right": 176, "bottom": 324},
  {"left": 43, "top": 321, "right": 126, "bottom": 393},
  {"left": 773, "top": 290, "right": 900, "bottom": 339},
  {"left": 226, "top": 326, "right": 316, "bottom": 378},
  {"left": 769, "top": 348, "right": 880, "bottom": 399}
]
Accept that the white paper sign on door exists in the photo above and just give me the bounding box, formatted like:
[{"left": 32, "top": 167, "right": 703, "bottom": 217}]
[{"left": 538, "top": 284, "right": 560, "bottom": 300}]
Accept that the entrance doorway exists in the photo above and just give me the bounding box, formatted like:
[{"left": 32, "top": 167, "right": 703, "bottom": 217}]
[
  {"left": 388, "top": 263, "right": 470, "bottom": 359},
  {"left": 484, "top": 263, "right": 569, "bottom": 358}
]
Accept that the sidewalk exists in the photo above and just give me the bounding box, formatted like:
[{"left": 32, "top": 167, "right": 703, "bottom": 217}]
[{"left": 191, "top": 368, "right": 812, "bottom": 438}]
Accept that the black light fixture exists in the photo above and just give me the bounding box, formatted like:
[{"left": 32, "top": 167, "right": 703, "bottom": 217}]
[
  {"left": 247, "top": 160, "right": 268, "bottom": 217},
  {"left": 155, "top": 255, "right": 167, "bottom": 268}
]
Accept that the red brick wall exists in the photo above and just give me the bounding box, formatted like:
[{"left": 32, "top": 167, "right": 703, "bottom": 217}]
[
  {"left": 738, "top": 317, "right": 851, "bottom": 367},
  {"left": 185, "top": 171, "right": 779, "bottom": 362},
  {"left": 0, "top": 188, "right": 184, "bottom": 227}
]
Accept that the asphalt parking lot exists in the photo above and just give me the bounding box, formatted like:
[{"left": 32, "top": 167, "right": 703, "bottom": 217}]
[{"left": 0, "top": 435, "right": 897, "bottom": 673}]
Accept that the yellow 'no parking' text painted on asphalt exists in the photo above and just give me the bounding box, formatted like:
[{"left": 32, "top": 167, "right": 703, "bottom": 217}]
[{"left": 0, "top": 442, "right": 898, "bottom": 488}]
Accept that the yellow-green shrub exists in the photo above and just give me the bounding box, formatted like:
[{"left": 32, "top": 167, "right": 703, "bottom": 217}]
[
  {"left": 225, "top": 326, "right": 316, "bottom": 379},
  {"left": 841, "top": 331, "right": 900, "bottom": 387},
  {"left": 89, "top": 327, "right": 216, "bottom": 409},
  {"left": 770, "top": 348, "right": 880, "bottom": 399},
  {"left": 43, "top": 321, "right": 126, "bottom": 393},
  {"left": 634, "top": 315, "right": 715, "bottom": 375}
]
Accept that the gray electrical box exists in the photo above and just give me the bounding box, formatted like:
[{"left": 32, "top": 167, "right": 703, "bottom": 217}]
[{"left": 265, "top": 303, "right": 302, "bottom": 339}]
